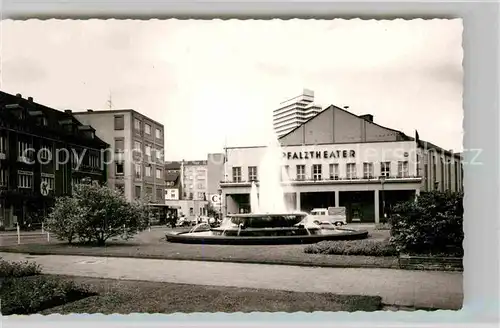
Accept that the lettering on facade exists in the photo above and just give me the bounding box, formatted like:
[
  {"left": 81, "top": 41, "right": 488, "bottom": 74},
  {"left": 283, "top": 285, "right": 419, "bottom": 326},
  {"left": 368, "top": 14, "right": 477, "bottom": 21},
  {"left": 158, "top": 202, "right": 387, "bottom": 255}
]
[{"left": 282, "top": 150, "right": 356, "bottom": 160}]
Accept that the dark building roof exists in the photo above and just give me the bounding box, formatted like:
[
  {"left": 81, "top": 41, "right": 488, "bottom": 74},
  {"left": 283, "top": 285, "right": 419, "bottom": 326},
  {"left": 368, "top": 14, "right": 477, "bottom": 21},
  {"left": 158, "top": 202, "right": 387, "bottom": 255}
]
[
  {"left": 165, "top": 172, "right": 180, "bottom": 182},
  {"left": 165, "top": 162, "right": 181, "bottom": 170},
  {"left": 0, "top": 91, "right": 108, "bottom": 149}
]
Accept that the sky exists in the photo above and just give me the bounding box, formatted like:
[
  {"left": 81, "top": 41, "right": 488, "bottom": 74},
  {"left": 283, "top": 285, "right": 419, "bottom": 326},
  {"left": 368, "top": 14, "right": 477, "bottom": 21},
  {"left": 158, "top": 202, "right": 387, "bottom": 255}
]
[{"left": 0, "top": 19, "right": 463, "bottom": 161}]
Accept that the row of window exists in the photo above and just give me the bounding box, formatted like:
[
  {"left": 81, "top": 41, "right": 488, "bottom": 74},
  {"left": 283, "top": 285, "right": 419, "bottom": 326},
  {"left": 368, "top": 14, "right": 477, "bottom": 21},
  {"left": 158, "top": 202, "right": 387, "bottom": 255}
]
[
  {"left": 128, "top": 163, "right": 163, "bottom": 179},
  {"left": 231, "top": 161, "right": 410, "bottom": 182},
  {"left": 0, "top": 170, "right": 55, "bottom": 190},
  {"left": 183, "top": 191, "right": 207, "bottom": 201},
  {"left": 133, "top": 185, "right": 164, "bottom": 200},
  {"left": 113, "top": 115, "right": 163, "bottom": 139}
]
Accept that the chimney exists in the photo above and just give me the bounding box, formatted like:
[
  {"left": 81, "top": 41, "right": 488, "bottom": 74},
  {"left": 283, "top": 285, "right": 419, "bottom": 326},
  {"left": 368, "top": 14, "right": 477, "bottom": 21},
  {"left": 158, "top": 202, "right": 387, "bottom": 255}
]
[
  {"left": 343, "top": 106, "right": 349, "bottom": 110},
  {"left": 87, "top": 109, "right": 94, "bottom": 112},
  {"left": 360, "top": 114, "right": 374, "bottom": 122},
  {"left": 64, "top": 109, "right": 72, "bottom": 114},
  {"left": 16, "top": 93, "right": 22, "bottom": 98},
  {"left": 28, "top": 97, "right": 33, "bottom": 102}
]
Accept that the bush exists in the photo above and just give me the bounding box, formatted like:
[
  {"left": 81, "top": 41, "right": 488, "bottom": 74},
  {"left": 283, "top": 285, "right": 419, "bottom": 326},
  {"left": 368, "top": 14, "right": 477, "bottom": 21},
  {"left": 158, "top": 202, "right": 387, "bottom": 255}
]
[
  {"left": 0, "top": 260, "right": 41, "bottom": 278},
  {"left": 304, "top": 239, "right": 397, "bottom": 256},
  {"left": 45, "top": 182, "right": 151, "bottom": 246},
  {"left": 389, "top": 191, "right": 464, "bottom": 256},
  {"left": 0, "top": 275, "right": 95, "bottom": 315}
]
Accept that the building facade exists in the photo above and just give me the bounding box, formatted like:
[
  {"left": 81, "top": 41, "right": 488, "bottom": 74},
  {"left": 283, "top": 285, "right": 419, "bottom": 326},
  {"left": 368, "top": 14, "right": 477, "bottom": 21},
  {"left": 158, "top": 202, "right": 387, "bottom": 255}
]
[
  {"left": 73, "top": 109, "right": 165, "bottom": 203},
  {"left": 273, "top": 89, "right": 323, "bottom": 137},
  {"left": 0, "top": 91, "right": 108, "bottom": 229},
  {"left": 164, "top": 161, "right": 181, "bottom": 201},
  {"left": 221, "top": 105, "right": 463, "bottom": 223}
]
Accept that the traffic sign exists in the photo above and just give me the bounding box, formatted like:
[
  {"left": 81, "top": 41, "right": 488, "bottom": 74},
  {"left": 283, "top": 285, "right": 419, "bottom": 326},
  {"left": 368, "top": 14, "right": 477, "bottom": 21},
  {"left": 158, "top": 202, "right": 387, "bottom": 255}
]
[
  {"left": 40, "top": 181, "right": 49, "bottom": 196},
  {"left": 210, "top": 194, "right": 222, "bottom": 205}
]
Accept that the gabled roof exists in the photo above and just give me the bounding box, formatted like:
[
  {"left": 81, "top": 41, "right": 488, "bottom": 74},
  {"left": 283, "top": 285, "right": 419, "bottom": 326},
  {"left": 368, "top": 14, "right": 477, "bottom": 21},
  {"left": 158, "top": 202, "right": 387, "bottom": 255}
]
[
  {"left": 278, "top": 104, "right": 413, "bottom": 142},
  {"left": 165, "top": 172, "right": 180, "bottom": 182}
]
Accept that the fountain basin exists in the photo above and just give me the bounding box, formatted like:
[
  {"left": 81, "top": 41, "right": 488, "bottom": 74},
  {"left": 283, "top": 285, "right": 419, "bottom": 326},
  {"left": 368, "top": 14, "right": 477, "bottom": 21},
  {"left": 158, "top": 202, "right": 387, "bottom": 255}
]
[
  {"left": 165, "top": 228, "right": 368, "bottom": 245},
  {"left": 165, "top": 213, "right": 368, "bottom": 245}
]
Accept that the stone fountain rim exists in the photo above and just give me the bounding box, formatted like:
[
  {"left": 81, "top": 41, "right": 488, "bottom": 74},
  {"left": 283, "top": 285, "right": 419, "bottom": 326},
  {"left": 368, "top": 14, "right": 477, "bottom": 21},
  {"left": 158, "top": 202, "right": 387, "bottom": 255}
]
[{"left": 227, "top": 212, "right": 309, "bottom": 218}]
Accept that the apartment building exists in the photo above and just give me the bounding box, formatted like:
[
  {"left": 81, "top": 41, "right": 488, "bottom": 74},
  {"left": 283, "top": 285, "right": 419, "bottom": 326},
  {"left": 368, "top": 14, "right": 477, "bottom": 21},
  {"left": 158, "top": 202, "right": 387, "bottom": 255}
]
[
  {"left": 0, "top": 91, "right": 108, "bottom": 229},
  {"left": 273, "top": 88, "right": 323, "bottom": 137},
  {"left": 73, "top": 109, "right": 165, "bottom": 203}
]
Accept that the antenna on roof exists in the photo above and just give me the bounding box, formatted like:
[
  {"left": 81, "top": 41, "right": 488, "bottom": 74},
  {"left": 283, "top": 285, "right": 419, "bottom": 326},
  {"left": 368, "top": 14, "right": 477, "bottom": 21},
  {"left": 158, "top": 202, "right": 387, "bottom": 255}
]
[{"left": 106, "top": 90, "right": 113, "bottom": 110}]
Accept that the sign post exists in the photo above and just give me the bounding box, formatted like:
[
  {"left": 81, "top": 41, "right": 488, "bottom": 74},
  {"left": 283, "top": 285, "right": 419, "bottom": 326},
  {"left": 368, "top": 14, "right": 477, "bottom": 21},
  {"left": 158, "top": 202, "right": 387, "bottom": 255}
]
[{"left": 40, "top": 181, "right": 49, "bottom": 197}]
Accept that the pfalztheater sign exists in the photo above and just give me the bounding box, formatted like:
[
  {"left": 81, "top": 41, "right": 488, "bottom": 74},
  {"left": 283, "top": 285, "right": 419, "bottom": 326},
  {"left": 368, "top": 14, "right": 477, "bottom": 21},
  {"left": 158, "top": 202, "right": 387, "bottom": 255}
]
[{"left": 283, "top": 149, "right": 356, "bottom": 160}]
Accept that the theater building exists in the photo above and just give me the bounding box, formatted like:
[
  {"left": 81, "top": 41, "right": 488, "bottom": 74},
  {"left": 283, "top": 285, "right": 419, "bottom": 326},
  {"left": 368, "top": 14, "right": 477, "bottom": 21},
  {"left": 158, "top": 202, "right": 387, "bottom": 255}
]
[
  {"left": 220, "top": 105, "right": 463, "bottom": 223},
  {"left": 0, "top": 91, "right": 108, "bottom": 229}
]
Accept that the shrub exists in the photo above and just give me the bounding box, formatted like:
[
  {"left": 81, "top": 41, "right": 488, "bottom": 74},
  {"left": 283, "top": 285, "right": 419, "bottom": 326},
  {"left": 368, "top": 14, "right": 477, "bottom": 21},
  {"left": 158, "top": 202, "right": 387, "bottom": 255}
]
[
  {"left": 304, "top": 239, "right": 397, "bottom": 256},
  {"left": 45, "top": 182, "right": 151, "bottom": 246},
  {"left": 0, "top": 260, "right": 41, "bottom": 278},
  {"left": 389, "top": 191, "right": 464, "bottom": 256},
  {"left": 0, "top": 275, "right": 95, "bottom": 315}
]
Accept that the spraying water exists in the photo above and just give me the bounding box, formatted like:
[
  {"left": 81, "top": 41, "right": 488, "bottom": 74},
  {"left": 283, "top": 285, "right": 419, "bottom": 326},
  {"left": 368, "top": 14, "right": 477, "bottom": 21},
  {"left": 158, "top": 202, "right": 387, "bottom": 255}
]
[
  {"left": 250, "top": 182, "right": 261, "bottom": 213},
  {"left": 250, "top": 136, "right": 292, "bottom": 214}
]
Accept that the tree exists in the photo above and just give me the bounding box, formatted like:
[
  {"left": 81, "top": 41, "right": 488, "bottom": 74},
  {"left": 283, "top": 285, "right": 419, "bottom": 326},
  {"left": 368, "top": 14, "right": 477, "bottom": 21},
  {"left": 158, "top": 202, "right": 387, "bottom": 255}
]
[{"left": 46, "top": 182, "right": 151, "bottom": 246}]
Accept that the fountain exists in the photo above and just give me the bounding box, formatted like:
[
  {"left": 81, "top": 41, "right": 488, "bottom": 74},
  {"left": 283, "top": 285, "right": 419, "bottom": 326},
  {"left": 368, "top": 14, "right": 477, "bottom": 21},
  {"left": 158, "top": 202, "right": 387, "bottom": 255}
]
[{"left": 165, "top": 134, "right": 368, "bottom": 245}]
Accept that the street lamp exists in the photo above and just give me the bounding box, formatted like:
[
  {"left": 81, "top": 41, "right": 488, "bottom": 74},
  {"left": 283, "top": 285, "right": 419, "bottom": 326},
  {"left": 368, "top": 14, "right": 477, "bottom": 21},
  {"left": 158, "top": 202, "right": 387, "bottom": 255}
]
[{"left": 379, "top": 176, "right": 386, "bottom": 220}]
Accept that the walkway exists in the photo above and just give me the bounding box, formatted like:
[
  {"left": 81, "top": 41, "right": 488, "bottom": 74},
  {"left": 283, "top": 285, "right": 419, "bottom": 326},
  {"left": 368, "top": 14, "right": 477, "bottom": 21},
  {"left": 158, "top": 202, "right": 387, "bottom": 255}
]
[{"left": 0, "top": 252, "right": 463, "bottom": 310}]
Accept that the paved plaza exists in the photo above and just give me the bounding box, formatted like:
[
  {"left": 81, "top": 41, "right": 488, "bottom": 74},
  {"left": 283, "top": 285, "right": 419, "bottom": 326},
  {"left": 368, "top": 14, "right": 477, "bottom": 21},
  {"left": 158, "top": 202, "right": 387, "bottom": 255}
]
[{"left": 0, "top": 252, "right": 463, "bottom": 310}]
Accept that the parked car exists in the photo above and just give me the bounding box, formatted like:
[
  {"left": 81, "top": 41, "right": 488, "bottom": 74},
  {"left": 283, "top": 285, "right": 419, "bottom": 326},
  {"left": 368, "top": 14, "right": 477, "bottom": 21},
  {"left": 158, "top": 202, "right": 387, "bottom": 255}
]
[
  {"left": 309, "top": 207, "right": 347, "bottom": 226},
  {"left": 176, "top": 217, "right": 194, "bottom": 227}
]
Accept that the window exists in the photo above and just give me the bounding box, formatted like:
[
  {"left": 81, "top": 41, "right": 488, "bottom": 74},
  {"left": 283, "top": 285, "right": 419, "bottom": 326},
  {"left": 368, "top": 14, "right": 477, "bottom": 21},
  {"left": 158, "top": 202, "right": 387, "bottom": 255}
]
[
  {"left": 156, "top": 128, "right": 162, "bottom": 139},
  {"left": 156, "top": 188, "right": 163, "bottom": 201},
  {"left": 248, "top": 166, "right": 258, "bottom": 182},
  {"left": 454, "top": 161, "right": 458, "bottom": 191},
  {"left": 381, "top": 162, "right": 391, "bottom": 177},
  {"left": 0, "top": 136, "right": 6, "bottom": 155},
  {"left": 296, "top": 165, "right": 306, "bottom": 181},
  {"left": 134, "top": 118, "right": 142, "bottom": 132},
  {"left": 17, "top": 171, "right": 33, "bottom": 189},
  {"left": 114, "top": 115, "right": 124, "bottom": 130},
  {"left": 89, "top": 153, "right": 100, "bottom": 168},
  {"left": 17, "top": 141, "right": 32, "bottom": 162},
  {"left": 135, "top": 164, "right": 142, "bottom": 178},
  {"left": 115, "top": 139, "right": 124, "bottom": 153},
  {"left": 134, "top": 141, "right": 142, "bottom": 151},
  {"left": 281, "top": 165, "right": 290, "bottom": 181},
  {"left": 197, "top": 192, "right": 205, "bottom": 200},
  {"left": 146, "top": 187, "right": 152, "bottom": 197},
  {"left": 447, "top": 160, "right": 452, "bottom": 190},
  {"left": 189, "top": 208, "right": 194, "bottom": 216},
  {"left": 156, "top": 168, "right": 162, "bottom": 179},
  {"left": 39, "top": 145, "right": 51, "bottom": 161},
  {"left": 232, "top": 167, "right": 242, "bottom": 182},
  {"left": 155, "top": 148, "right": 162, "bottom": 160},
  {"left": 363, "top": 162, "right": 374, "bottom": 179},
  {"left": 145, "top": 123, "right": 151, "bottom": 135},
  {"left": 329, "top": 163, "right": 339, "bottom": 180},
  {"left": 115, "top": 162, "right": 124, "bottom": 175},
  {"left": 145, "top": 166, "right": 152, "bottom": 177},
  {"left": 312, "top": 164, "right": 322, "bottom": 180},
  {"left": 397, "top": 161, "right": 409, "bottom": 178},
  {"left": 145, "top": 145, "right": 151, "bottom": 158},
  {"left": 0, "top": 169, "right": 8, "bottom": 187},
  {"left": 135, "top": 186, "right": 141, "bottom": 199},
  {"left": 346, "top": 163, "right": 357, "bottom": 179},
  {"left": 440, "top": 157, "right": 445, "bottom": 191}
]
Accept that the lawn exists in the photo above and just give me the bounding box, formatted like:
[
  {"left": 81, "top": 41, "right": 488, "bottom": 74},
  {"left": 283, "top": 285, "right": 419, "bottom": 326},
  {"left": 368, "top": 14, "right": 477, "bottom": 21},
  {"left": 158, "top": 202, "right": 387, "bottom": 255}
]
[
  {"left": 0, "top": 227, "right": 398, "bottom": 269},
  {"left": 39, "top": 275, "right": 383, "bottom": 314}
]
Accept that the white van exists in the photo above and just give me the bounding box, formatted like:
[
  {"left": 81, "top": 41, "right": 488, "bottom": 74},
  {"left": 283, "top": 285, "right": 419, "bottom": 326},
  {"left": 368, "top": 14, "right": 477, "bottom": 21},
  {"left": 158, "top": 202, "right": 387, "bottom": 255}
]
[{"left": 309, "top": 207, "right": 347, "bottom": 226}]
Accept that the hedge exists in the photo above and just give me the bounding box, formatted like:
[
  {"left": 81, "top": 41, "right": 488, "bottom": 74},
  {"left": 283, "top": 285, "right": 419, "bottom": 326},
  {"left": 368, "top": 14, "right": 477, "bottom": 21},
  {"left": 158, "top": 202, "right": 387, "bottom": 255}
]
[
  {"left": 0, "top": 260, "right": 41, "bottom": 278},
  {"left": 304, "top": 239, "right": 397, "bottom": 256}
]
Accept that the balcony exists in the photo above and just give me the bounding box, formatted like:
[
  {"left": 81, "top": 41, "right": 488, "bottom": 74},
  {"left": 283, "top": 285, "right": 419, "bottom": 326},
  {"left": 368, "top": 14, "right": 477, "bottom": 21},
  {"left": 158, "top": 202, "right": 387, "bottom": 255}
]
[{"left": 220, "top": 175, "right": 423, "bottom": 187}]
